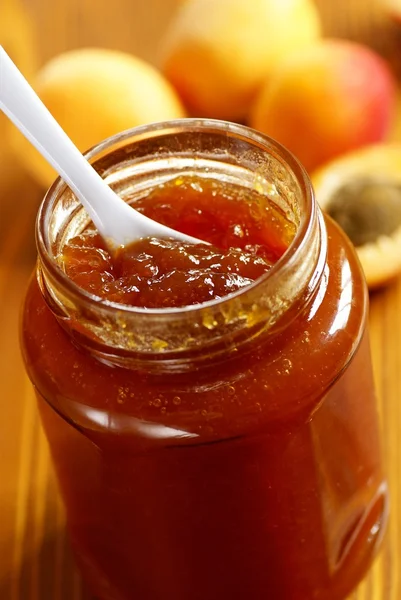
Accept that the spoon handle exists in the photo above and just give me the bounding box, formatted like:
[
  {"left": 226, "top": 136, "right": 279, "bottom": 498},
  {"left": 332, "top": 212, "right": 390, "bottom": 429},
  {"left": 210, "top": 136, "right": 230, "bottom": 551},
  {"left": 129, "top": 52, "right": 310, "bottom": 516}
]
[
  {"left": 0, "top": 46, "right": 121, "bottom": 235},
  {"left": 0, "top": 47, "right": 203, "bottom": 248}
]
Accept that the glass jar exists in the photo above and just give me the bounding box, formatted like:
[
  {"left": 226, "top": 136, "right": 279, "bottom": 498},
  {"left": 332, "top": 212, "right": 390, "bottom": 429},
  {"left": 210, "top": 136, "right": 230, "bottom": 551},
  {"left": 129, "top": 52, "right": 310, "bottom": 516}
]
[{"left": 21, "top": 119, "right": 388, "bottom": 600}]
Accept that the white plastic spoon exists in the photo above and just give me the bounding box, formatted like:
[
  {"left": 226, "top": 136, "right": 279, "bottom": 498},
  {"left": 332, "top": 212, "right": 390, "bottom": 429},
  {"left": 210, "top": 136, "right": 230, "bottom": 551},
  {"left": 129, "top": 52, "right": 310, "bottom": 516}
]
[{"left": 0, "top": 46, "right": 203, "bottom": 249}]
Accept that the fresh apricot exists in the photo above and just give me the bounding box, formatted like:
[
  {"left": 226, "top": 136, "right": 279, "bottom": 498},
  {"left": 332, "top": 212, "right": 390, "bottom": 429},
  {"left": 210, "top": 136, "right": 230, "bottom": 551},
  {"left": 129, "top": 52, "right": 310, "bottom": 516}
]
[
  {"left": 251, "top": 40, "right": 396, "bottom": 173},
  {"left": 161, "top": 0, "right": 321, "bottom": 120}
]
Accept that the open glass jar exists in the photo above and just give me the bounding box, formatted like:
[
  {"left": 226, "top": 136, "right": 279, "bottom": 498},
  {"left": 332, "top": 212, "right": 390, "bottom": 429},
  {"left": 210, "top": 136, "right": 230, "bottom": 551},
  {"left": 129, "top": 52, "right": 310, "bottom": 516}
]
[{"left": 21, "top": 120, "right": 388, "bottom": 600}]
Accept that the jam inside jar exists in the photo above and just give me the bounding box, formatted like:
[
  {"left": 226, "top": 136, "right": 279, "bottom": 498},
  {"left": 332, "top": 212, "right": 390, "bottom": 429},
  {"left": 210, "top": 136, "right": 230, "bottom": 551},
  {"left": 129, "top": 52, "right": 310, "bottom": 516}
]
[{"left": 21, "top": 120, "right": 388, "bottom": 600}]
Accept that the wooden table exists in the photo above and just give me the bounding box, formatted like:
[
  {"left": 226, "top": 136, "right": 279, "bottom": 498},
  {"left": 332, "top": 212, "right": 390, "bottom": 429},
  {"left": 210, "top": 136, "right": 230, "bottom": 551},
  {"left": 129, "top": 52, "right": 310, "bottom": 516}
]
[{"left": 1, "top": 0, "right": 400, "bottom": 598}]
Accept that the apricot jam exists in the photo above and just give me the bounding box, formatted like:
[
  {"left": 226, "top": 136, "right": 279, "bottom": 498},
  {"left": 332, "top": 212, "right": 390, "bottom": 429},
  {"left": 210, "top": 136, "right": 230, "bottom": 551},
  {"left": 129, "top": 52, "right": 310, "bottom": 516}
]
[
  {"left": 59, "top": 177, "right": 295, "bottom": 307},
  {"left": 21, "top": 121, "right": 387, "bottom": 600}
]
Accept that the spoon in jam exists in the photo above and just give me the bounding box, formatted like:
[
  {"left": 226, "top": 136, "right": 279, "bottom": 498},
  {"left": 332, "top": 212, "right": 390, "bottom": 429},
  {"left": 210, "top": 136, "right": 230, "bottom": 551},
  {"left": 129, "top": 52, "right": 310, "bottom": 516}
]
[{"left": 0, "top": 46, "right": 203, "bottom": 249}]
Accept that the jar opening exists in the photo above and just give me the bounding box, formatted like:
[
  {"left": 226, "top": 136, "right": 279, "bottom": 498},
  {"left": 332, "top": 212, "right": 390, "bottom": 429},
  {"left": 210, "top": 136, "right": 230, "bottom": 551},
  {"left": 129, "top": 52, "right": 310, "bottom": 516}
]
[{"left": 36, "top": 119, "right": 324, "bottom": 363}]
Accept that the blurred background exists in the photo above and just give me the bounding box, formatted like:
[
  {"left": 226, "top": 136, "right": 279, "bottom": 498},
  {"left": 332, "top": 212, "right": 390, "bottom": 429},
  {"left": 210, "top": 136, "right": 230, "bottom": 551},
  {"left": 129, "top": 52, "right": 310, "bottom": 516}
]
[
  {"left": 3, "top": 0, "right": 401, "bottom": 66},
  {"left": 2, "top": 0, "right": 401, "bottom": 251},
  {"left": 2, "top": 1, "right": 401, "bottom": 599}
]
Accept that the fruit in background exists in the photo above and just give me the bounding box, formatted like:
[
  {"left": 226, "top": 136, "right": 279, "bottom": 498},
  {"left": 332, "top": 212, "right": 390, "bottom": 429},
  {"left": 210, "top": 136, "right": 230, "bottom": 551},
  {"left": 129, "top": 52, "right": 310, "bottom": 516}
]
[
  {"left": 10, "top": 48, "right": 186, "bottom": 189},
  {"left": 312, "top": 144, "right": 401, "bottom": 289},
  {"left": 250, "top": 40, "right": 396, "bottom": 174},
  {"left": 0, "top": 0, "right": 37, "bottom": 81},
  {"left": 161, "top": 0, "right": 321, "bottom": 121},
  {"left": 0, "top": 0, "right": 38, "bottom": 182}
]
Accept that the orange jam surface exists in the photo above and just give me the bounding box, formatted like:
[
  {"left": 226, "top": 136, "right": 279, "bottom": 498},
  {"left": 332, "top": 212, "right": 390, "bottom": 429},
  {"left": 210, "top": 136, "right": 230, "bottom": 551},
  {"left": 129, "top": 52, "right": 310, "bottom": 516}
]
[{"left": 59, "top": 177, "right": 296, "bottom": 307}]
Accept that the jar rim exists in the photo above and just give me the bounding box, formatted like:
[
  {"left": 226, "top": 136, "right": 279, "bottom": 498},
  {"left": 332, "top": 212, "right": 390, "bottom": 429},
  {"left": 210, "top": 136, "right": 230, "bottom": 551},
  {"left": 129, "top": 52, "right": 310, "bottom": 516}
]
[{"left": 36, "top": 118, "right": 316, "bottom": 319}]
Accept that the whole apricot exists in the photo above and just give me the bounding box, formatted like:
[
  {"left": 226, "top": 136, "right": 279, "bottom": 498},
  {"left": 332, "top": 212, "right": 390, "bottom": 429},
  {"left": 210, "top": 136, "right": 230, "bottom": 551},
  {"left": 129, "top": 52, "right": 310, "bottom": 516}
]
[
  {"left": 10, "top": 48, "right": 186, "bottom": 189},
  {"left": 161, "top": 0, "right": 321, "bottom": 120},
  {"left": 250, "top": 40, "right": 396, "bottom": 173}
]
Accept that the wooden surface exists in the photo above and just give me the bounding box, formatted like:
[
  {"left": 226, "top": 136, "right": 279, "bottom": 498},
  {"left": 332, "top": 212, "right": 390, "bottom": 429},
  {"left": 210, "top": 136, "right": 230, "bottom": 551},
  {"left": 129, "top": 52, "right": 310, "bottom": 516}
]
[{"left": 1, "top": 0, "right": 401, "bottom": 598}]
